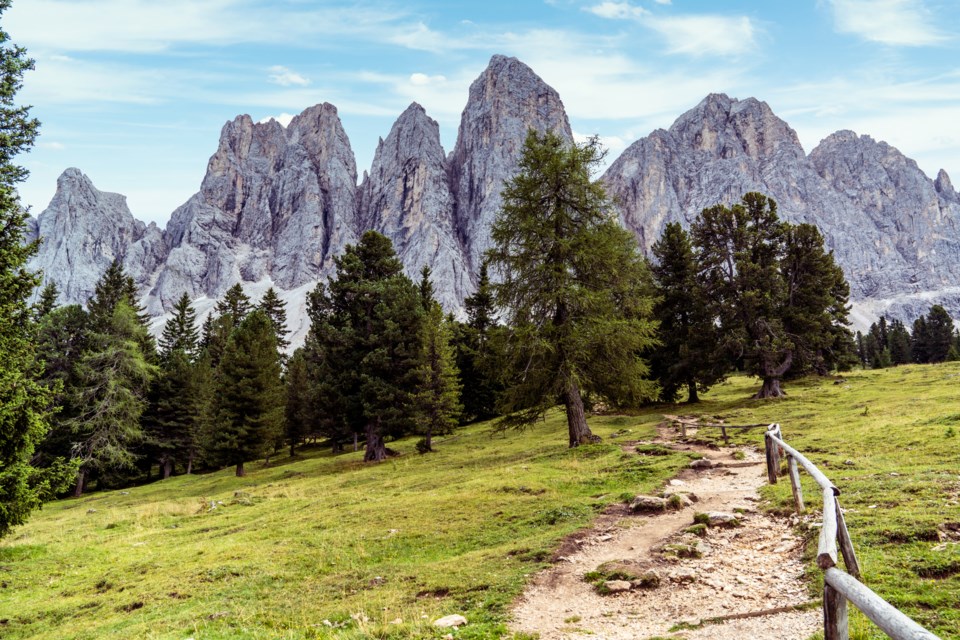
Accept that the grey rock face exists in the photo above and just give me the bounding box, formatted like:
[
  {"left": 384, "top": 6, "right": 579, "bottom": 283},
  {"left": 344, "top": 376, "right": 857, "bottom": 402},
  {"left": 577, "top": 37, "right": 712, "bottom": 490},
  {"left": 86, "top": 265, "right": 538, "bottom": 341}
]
[
  {"left": 602, "top": 95, "right": 960, "bottom": 316},
  {"left": 448, "top": 55, "right": 573, "bottom": 271},
  {"left": 149, "top": 104, "right": 358, "bottom": 312},
  {"left": 27, "top": 168, "right": 163, "bottom": 306},
  {"left": 359, "top": 103, "right": 470, "bottom": 311}
]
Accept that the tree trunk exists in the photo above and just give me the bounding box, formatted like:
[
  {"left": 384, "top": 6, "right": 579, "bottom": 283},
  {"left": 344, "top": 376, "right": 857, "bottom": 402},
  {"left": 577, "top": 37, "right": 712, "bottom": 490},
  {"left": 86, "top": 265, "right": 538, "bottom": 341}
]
[
  {"left": 290, "top": 442, "right": 296, "bottom": 458},
  {"left": 754, "top": 377, "right": 787, "bottom": 399},
  {"left": 162, "top": 458, "right": 173, "bottom": 480},
  {"left": 686, "top": 380, "right": 699, "bottom": 404},
  {"left": 74, "top": 468, "right": 86, "bottom": 498},
  {"left": 564, "top": 379, "right": 597, "bottom": 447},
  {"left": 364, "top": 422, "right": 387, "bottom": 462},
  {"left": 186, "top": 452, "right": 194, "bottom": 475},
  {"left": 236, "top": 461, "right": 245, "bottom": 477},
  {"left": 353, "top": 432, "right": 358, "bottom": 452}
]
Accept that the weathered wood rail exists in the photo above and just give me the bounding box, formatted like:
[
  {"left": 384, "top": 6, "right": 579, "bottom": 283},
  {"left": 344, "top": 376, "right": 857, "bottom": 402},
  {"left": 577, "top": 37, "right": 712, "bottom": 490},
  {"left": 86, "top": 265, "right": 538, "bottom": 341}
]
[
  {"left": 764, "top": 424, "right": 942, "bottom": 640},
  {"left": 666, "top": 415, "right": 768, "bottom": 444}
]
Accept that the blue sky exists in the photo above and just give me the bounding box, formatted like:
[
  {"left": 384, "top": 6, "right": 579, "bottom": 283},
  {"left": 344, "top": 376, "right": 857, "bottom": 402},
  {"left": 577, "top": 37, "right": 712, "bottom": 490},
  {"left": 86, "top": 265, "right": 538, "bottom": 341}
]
[{"left": 7, "top": 0, "right": 960, "bottom": 225}]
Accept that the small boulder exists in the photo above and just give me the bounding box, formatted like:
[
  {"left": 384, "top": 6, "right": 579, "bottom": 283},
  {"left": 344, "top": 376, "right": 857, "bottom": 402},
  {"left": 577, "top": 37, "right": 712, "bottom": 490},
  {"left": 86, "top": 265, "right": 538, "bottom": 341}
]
[
  {"left": 630, "top": 496, "right": 667, "bottom": 512},
  {"left": 690, "top": 459, "right": 715, "bottom": 470},
  {"left": 604, "top": 580, "right": 632, "bottom": 593},
  {"left": 670, "top": 568, "right": 697, "bottom": 584},
  {"left": 631, "top": 570, "right": 661, "bottom": 589},
  {"left": 705, "top": 512, "right": 740, "bottom": 528},
  {"left": 433, "top": 614, "right": 467, "bottom": 629}
]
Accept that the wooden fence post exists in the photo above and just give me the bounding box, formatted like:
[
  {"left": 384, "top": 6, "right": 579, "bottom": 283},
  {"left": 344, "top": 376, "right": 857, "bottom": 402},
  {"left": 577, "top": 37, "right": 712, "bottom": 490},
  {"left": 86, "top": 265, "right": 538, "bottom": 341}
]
[
  {"left": 788, "top": 456, "right": 804, "bottom": 514},
  {"left": 824, "top": 583, "right": 849, "bottom": 640},
  {"left": 835, "top": 500, "right": 861, "bottom": 580},
  {"left": 721, "top": 425, "right": 729, "bottom": 445},
  {"left": 764, "top": 431, "right": 778, "bottom": 484}
]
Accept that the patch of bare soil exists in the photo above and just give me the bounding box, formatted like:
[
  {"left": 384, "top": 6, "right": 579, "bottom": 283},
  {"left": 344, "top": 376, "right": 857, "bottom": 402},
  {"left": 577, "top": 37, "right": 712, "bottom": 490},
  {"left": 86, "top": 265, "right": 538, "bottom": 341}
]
[{"left": 510, "top": 424, "right": 820, "bottom": 639}]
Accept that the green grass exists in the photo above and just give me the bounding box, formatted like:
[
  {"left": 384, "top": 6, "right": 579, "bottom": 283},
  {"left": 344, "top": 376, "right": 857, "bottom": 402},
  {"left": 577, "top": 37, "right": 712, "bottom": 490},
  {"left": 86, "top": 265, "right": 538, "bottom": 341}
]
[
  {"left": 682, "top": 365, "right": 960, "bottom": 639},
  {"left": 0, "top": 410, "right": 691, "bottom": 639},
  {"left": 3, "top": 365, "right": 959, "bottom": 639}
]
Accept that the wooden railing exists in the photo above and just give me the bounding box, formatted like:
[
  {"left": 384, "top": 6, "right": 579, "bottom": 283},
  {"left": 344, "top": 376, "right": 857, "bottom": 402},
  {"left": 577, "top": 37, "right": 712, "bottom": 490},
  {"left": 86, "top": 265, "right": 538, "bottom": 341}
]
[{"left": 764, "top": 424, "right": 941, "bottom": 640}]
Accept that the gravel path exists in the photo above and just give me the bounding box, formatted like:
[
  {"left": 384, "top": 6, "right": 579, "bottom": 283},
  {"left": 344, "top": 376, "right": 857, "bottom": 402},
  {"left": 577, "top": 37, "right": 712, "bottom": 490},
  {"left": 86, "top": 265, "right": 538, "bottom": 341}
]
[{"left": 510, "top": 426, "right": 821, "bottom": 640}]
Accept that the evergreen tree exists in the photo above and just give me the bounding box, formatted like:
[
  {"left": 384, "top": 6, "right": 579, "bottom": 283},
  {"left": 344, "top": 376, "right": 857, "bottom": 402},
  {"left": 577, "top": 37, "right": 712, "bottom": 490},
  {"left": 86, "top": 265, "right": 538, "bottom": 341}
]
[
  {"left": 305, "top": 232, "right": 423, "bottom": 461},
  {"left": 67, "top": 302, "right": 157, "bottom": 495},
  {"left": 258, "top": 287, "right": 289, "bottom": 353},
  {"left": 87, "top": 260, "right": 155, "bottom": 360},
  {"left": 855, "top": 331, "right": 867, "bottom": 367},
  {"left": 887, "top": 319, "right": 912, "bottom": 365},
  {"left": 158, "top": 293, "right": 199, "bottom": 360},
  {"left": 912, "top": 316, "right": 930, "bottom": 364},
  {"left": 207, "top": 310, "right": 284, "bottom": 476},
  {"left": 649, "top": 222, "right": 725, "bottom": 403},
  {"left": 418, "top": 265, "right": 435, "bottom": 310},
  {"left": 215, "top": 283, "right": 252, "bottom": 323},
  {"left": 32, "top": 282, "right": 59, "bottom": 321},
  {"left": 0, "top": 0, "right": 75, "bottom": 537},
  {"left": 415, "top": 301, "right": 462, "bottom": 452},
  {"left": 924, "top": 305, "right": 954, "bottom": 363},
  {"left": 692, "top": 193, "right": 850, "bottom": 398},
  {"left": 455, "top": 263, "right": 501, "bottom": 422},
  {"left": 486, "top": 130, "right": 658, "bottom": 445},
  {"left": 145, "top": 350, "right": 200, "bottom": 478},
  {"left": 284, "top": 348, "right": 311, "bottom": 457}
]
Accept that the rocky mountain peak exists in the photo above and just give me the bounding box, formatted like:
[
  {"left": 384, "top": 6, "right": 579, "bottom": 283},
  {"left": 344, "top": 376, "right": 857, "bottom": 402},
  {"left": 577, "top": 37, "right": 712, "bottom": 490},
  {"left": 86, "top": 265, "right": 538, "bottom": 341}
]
[
  {"left": 935, "top": 169, "right": 956, "bottom": 200},
  {"left": 449, "top": 54, "right": 573, "bottom": 271},
  {"left": 359, "top": 102, "right": 469, "bottom": 310},
  {"left": 669, "top": 93, "right": 802, "bottom": 161},
  {"left": 27, "top": 168, "right": 161, "bottom": 306}
]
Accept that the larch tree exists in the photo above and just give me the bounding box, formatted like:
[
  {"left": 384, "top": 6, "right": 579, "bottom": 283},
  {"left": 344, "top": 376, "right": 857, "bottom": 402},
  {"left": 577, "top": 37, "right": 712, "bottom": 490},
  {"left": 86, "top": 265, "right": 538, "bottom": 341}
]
[
  {"left": 207, "top": 310, "right": 284, "bottom": 476},
  {"left": 306, "top": 231, "right": 423, "bottom": 461},
  {"left": 486, "top": 130, "right": 658, "bottom": 446},
  {"left": 0, "top": 0, "right": 74, "bottom": 537},
  {"left": 649, "top": 222, "right": 725, "bottom": 403}
]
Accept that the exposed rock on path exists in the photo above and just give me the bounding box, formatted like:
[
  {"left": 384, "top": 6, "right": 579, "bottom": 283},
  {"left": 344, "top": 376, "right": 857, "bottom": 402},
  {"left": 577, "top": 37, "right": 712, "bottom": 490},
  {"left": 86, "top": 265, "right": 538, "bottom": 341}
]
[{"left": 510, "top": 424, "right": 820, "bottom": 639}]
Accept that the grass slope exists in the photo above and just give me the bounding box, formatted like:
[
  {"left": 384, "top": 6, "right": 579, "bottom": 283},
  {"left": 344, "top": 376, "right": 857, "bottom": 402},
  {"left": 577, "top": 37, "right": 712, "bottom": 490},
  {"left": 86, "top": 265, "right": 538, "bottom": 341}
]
[
  {"left": 0, "top": 412, "right": 691, "bottom": 639},
  {"left": 3, "top": 365, "right": 958, "bottom": 639}
]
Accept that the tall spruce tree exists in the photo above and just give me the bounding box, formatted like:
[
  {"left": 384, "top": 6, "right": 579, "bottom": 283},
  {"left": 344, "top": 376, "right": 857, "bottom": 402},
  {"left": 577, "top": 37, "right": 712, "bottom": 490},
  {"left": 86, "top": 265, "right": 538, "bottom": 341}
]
[
  {"left": 305, "top": 231, "right": 423, "bottom": 461},
  {"left": 912, "top": 316, "right": 930, "bottom": 364},
  {"left": 67, "top": 302, "right": 157, "bottom": 495},
  {"left": 0, "top": 0, "right": 75, "bottom": 537},
  {"left": 888, "top": 319, "right": 912, "bottom": 365},
  {"left": 158, "top": 293, "right": 199, "bottom": 360},
  {"left": 455, "top": 263, "right": 501, "bottom": 422},
  {"left": 284, "top": 348, "right": 311, "bottom": 457},
  {"left": 924, "top": 305, "right": 954, "bottom": 363},
  {"left": 207, "top": 310, "right": 284, "bottom": 476},
  {"left": 258, "top": 287, "right": 289, "bottom": 353},
  {"left": 692, "top": 193, "right": 850, "bottom": 398},
  {"left": 486, "top": 130, "right": 658, "bottom": 445},
  {"left": 649, "top": 222, "right": 725, "bottom": 403},
  {"left": 32, "top": 282, "right": 59, "bottom": 321},
  {"left": 415, "top": 300, "right": 462, "bottom": 452}
]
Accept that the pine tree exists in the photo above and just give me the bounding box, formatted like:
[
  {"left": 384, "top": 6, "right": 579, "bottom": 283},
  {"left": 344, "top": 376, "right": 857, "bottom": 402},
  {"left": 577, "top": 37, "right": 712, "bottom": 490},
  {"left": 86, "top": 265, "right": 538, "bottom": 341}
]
[
  {"left": 0, "top": 0, "right": 75, "bottom": 537},
  {"left": 33, "top": 282, "right": 59, "bottom": 321},
  {"left": 305, "top": 232, "right": 423, "bottom": 461},
  {"left": 924, "top": 305, "right": 954, "bottom": 363},
  {"left": 888, "top": 319, "right": 912, "bottom": 365},
  {"left": 649, "top": 222, "right": 725, "bottom": 403},
  {"left": 67, "top": 302, "right": 157, "bottom": 495},
  {"left": 207, "top": 310, "right": 284, "bottom": 476},
  {"left": 487, "top": 130, "right": 658, "bottom": 445},
  {"left": 215, "top": 283, "right": 252, "bottom": 323},
  {"left": 284, "top": 348, "right": 311, "bottom": 457},
  {"left": 692, "top": 193, "right": 850, "bottom": 398},
  {"left": 455, "top": 263, "right": 501, "bottom": 423},
  {"left": 415, "top": 301, "right": 462, "bottom": 452},
  {"left": 912, "top": 316, "right": 930, "bottom": 364},
  {"left": 145, "top": 350, "right": 199, "bottom": 479},
  {"left": 87, "top": 260, "right": 155, "bottom": 360},
  {"left": 258, "top": 287, "right": 289, "bottom": 353},
  {"left": 158, "top": 293, "right": 199, "bottom": 360}
]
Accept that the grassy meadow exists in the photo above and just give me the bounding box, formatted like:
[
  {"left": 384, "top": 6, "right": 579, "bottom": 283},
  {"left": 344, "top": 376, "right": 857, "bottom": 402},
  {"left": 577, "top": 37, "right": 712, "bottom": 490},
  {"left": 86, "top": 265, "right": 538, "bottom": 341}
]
[{"left": 2, "top": 364, "right": 959, "bottom": 639}]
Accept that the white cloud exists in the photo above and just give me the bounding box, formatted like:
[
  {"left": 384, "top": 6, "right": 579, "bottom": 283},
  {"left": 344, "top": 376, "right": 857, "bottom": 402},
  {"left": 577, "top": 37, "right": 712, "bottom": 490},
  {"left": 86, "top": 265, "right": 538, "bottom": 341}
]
[
  {"left": 268, "top": 66, "right": 310, "bottom": 87},
  {"left": 828, "top": 0, "right": 948, "bottom": 46},
  {"left": 586, "top": 1, "right": 648, "bottom": 19},
  {"left": 410, "top": 73, "right": 447, "bottom": 86},
  {"left": 647, "top": 15, "right": 757, "bottom": 57},
  {"left": 37, "top": 141, "right": 66, "bottom": 150},
  {"left": 258, "top": 113, "right": 296, "bottom": 127},
  {"left": 653, "top": 0, "right": 671, "bottom": 4}
]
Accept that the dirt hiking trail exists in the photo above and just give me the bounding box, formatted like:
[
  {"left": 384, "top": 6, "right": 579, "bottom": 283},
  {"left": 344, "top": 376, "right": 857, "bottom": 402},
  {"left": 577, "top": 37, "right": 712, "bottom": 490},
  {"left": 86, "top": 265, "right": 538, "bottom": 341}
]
[{"left": 510, "top": 422, "right": 820, "bottom": 640}]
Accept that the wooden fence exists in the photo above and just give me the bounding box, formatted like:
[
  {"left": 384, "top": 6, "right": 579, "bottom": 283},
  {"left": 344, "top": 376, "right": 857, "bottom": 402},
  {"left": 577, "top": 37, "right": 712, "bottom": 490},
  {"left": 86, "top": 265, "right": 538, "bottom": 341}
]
[{"left": 764, "top": 424, "right": 942, "bottom": 640}]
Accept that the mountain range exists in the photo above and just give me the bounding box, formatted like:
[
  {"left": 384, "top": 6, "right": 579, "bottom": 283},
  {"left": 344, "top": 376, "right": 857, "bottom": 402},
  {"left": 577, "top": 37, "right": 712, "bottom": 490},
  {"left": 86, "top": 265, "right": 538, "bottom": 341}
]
[{"left": 27, "top": 54, "right": 960, "bottom": 344}]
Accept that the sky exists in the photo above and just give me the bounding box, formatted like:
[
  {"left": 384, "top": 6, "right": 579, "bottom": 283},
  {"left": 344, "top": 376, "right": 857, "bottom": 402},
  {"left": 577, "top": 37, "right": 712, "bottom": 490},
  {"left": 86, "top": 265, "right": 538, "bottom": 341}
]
[{"left": 7, "top": 0, "right": 960, "bottom": 226}]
